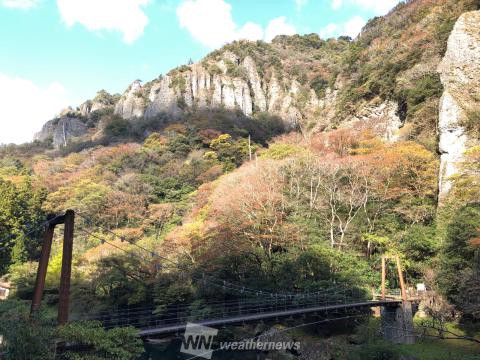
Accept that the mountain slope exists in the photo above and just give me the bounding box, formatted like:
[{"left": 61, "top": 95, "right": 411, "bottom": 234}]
[{"left": 34, "top": 0, "right": 479, "bottom": 154}]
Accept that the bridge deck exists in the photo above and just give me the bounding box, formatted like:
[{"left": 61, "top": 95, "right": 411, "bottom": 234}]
[{"left": 139, "top": 300, "right": 401, "bottom": 336}]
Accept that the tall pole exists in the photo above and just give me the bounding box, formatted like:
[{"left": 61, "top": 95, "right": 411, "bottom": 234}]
[
  {"left": 58, "top": 210, "right": 75, "bottom": 325},
  {"left": 395, "top": 255, "right": 407, "bottom": 302},
  {"left": 30, "top": 224, "right": 55, "bottom": 317},
  {"left": 381, "top": 255, "right": 386, "bottom": 300}
]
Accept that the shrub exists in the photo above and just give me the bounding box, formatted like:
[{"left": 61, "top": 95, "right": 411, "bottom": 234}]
[
  {"left": 56, "top": 321, "right": 144, "bottom": 360},
  {"left": 129, "top": 113, "right": 170, "bottom": 138},
  {"left": 141, "top": 175, "right": 195, "bottom": 202},
  {"left": 462, "top": 108, "right": 480, "bottom": 136},
  {"left": 167, "top": 134, "right": 193, "bottom": 156},
  {"left": 395, "top": 74, "right": 443, "bottom": 128},
  {"left": 0, "top": 301, "right": 55, "bottom": 360},
  {"left": 310, "top": 75, "right": 329, "bottom": 97},
  {"left": 225, "top": 60, "right": 248, "bottom": 80},
  {"left": 0, "top": 301, "right": 144, "bottom": 360},
  {"left": 57, "top": 140, "right": 100, "bottom": 156},
  {"left": 87, "top": 108, "right": 113, "bottom": 128},
  {"left": 103, "top": 116, "right": 131, "bottom": 139},
  {"left": 170, "top": 75, "right": 187, "bottom": 93},
  {"left": 143, "top": 132, "right": 167, "bottom": 151},
  {"left": 93, "top": 89, "right": 116, "bottom": 105},
  {"left": 208, "top": 64, "right": 223, "bottom": 76},
  {"left": 177, "top": 64, "right": 191, "bottom": 73},
  {"left": 352, "top": 343, "right": 399, "bottom": 360},
  {"left": 177, "top": 97, "right": 187, "bottom": 110},
  {"left": 260, "top": 143, "right": 304, "bottom": 160},
  {"left": 435, "top": 16, "right": 457, "bottom": 54},
  {"left": 272, "top": 33, "right": 325, "bottom": 50}
]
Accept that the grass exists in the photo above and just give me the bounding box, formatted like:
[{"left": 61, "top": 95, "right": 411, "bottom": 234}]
[
  {"left": 395, "top": 338, "right": 480, "bottom": 360},
  {"left": 354, "top": 317, "right": 480, "bottom": 360}
]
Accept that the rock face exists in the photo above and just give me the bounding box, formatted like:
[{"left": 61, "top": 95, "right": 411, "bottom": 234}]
[
  {"left": 437, "top": 92, "right": 468, "bottom": 196},
  {"left": 342, "top": 100, "right": 403, "bottom": 141},
  {"left": 80, "top": 90, "right": 118, "bottom": 117},
  {"left": 437, "top": 10, "right": 480, "bottom": 198},
  {"left": 80, "top": 100, "right": 110, "bottom": 117},
  {"left": 34, "top": 116, "right": 88, "bottom": 149},
  {"left": 116, "top": 52, "right": 320, "bottom": 128},
  {"left": 34, "top": 120, "right": 57, "bottom": 143},
  {"left": 114, "top": 80, "right": 146, "bottom": 119}
]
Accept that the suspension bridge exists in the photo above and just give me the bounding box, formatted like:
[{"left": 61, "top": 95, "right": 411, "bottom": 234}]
[
  {"left": 93, "top": 298, "right": 403, "bottom": 337},
  {"left": 24, "top": 210, "right": 419, "bottom": 344}
]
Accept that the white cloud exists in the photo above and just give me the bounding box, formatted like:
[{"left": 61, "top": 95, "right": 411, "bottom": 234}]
[
  {"left": 57, "top": 0, "right": 151, "bottom": 44},
  {"left": 176, "top": 0, "right": 296, "bottom": 49},
  {"left": 331, "top": 0, "right": 342, "bottom": 10},
  {"left": 2, "top": 0, "right": 40, "bottom": 9},
  {"left": 319, "top": 23, "right": 338, "bottom": 38},
  {"left": 343, "top": 15, "right": 366, "bottom": 38},
  {"left": 177, "top": 0, "right": 238, "bottom": 48},
  {"left": 237, "top": 22, "right": 264, "bottom": 42},
  {"left": 319, "top": 15, "right": 366, "bottom": 39},
  {"left": 264, "top": 16, "right": 296, "bottom": 42},
  {"left": 0, "top": 73, "right": 71, "bottom": 144}
]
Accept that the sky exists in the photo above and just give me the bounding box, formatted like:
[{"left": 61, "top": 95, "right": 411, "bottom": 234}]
[{"left": 0, "top": 0, "right": 400, "bottom": 144}]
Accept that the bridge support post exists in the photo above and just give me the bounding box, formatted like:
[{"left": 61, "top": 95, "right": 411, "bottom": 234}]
[
  {"left": 29, "top": 210, "right": 75, "bottom": 326},
  {"left": 381, "top": 301, "right": 415, "bottom": 344},
  {"left": 30, "top": 224, "right": 55, "bottom": 316},
  {"left": 58, "top": 210, "right": 75, "bottom": 325},
  {"left": 395, "top": 255, "right": 407, "bottom": 302}
]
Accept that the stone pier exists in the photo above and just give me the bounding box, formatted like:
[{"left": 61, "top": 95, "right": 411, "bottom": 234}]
[{"left": 381, "top": 301, "right": 415, "bottom": 344}]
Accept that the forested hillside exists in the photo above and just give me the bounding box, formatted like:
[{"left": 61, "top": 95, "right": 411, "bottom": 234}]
[{"left": 1, "top": 0, "right": 480, "bottom": 359}]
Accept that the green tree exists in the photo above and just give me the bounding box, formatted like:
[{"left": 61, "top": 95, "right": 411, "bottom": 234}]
[
  {"left": 209, "top": 134, "right": 253, "bottom": 170},
  {"left": 0, "top": 300, "right": 55, "bottom": 360},
  {"left": 43, "top": 179, "right": 111, "bottom": 222},
  {"left": 56, "top": 321, "right": 144, "bottom": 360},
  {"left": 0, "top": 177, "right": 46, "bottom": 274},
  {"left": 103, "top": 116, "right": 131, "bottom": 139},
  {"left": 437, "top": 203, "right": 480, "bottom": 317},
  {"left": 399, "top": 224, "right": 439, "bottom": 278},
  {"left": 0, "top": 300, "right": 144, "bottom": 360}
]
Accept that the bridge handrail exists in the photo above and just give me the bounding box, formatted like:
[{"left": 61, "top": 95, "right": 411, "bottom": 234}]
[{"left": 84, "top": 293, "right": 379, "bottom": 330}]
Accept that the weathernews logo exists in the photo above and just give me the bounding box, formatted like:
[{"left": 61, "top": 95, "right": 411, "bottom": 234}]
[
  {"left": 181, "top": 322, "right": 301, "bottom": 359},
  {"left": 181, "top": 323, "right": 218, "bottom": 359}
]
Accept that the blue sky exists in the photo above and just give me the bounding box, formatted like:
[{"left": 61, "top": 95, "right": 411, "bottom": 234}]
[{"left": 0, "top": 0, "right": 399, "bottom": 144}]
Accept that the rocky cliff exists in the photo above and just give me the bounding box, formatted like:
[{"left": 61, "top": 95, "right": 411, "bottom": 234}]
[
  {"left": 114, "top": 80, "right": 146, "bottom": 120},
  {"left": 112, "top": 48, "right": 408, "bottom": 142},
  {"left": 34, "top": 90, "right": 118, "bottom": 149},
  {"left": 34, "top": 115, "right": 88, "bottom": 148},
  {"left": 33, "top": 0, "right": 479, "bottom": 166},
  {"left": 114, "top": 51, "right": 320, "bottom": 130},
  {"left": 437, "top": 10, "right": 480, "bottom": 198}
]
